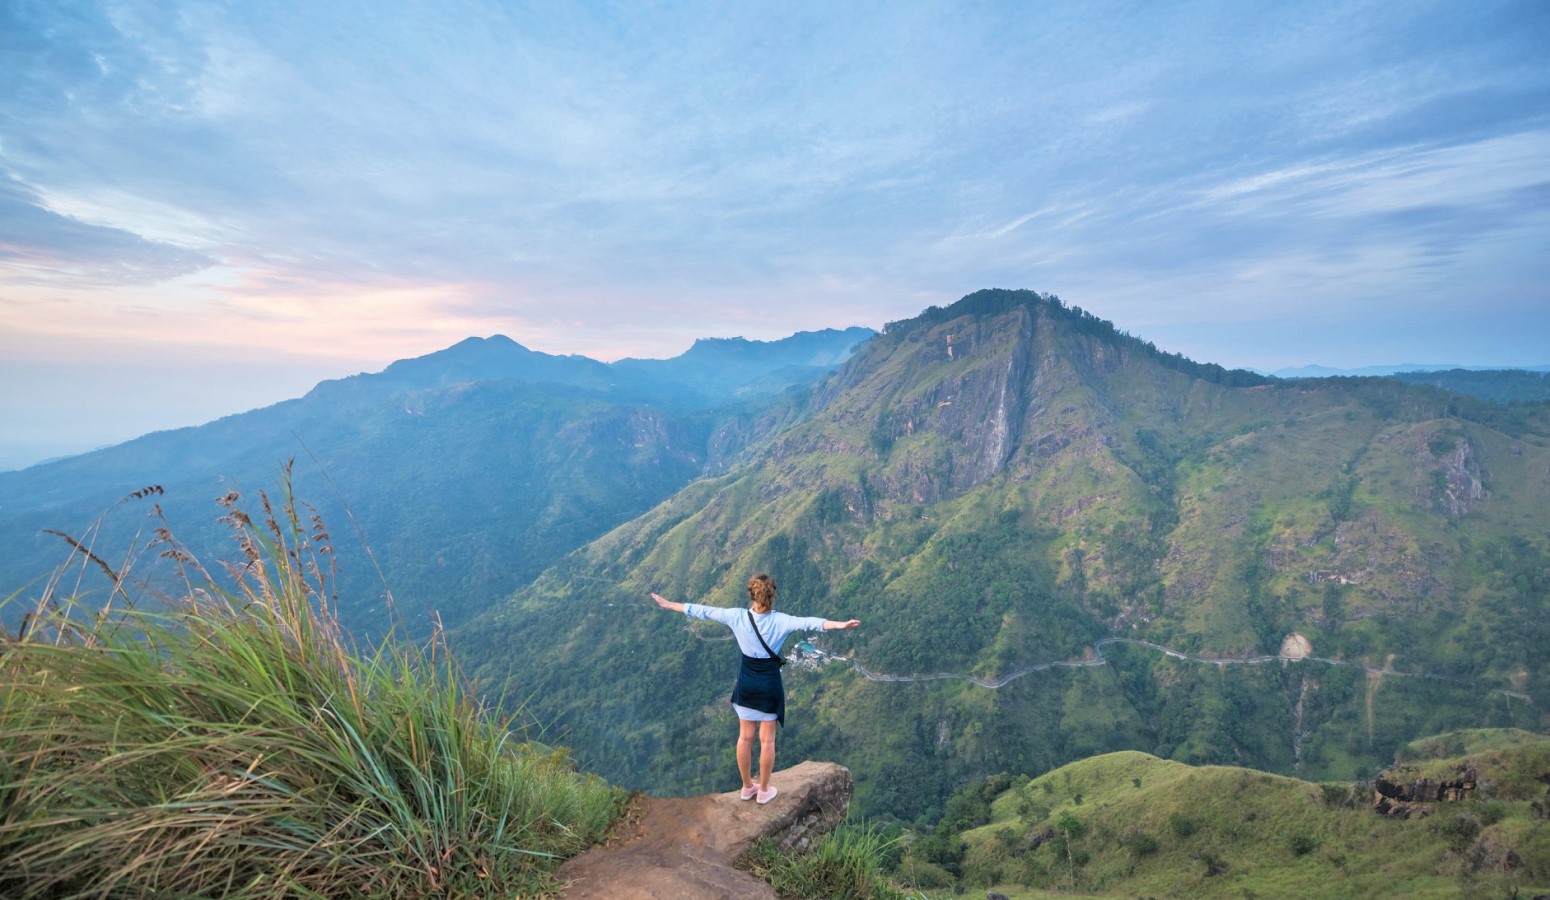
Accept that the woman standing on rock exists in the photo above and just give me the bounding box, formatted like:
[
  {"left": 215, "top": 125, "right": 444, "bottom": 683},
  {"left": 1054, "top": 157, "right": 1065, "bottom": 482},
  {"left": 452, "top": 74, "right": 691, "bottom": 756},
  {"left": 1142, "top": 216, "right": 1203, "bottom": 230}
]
[{"left": 652, "top": 573, "right": 860, "bottom": 805}]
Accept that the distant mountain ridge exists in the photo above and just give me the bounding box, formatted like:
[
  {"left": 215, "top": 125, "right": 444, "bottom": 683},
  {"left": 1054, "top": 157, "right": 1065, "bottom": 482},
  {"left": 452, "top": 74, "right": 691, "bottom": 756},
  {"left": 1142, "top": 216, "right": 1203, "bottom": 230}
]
[
  {"left": 612, "top": 327, "right": 876, "bottom": 403},
  {"left": 304, "top": 334, "right": 616, "bottom": 406},
  {"left": 1272, "top": 362, "right": 1550, "bottom": 378},
  {"left": 1270, "top": 364, "right": 1550, "bottom": 405},
  {"left": 1386, "top": 368, "right": 1550, "bottom": 404},
  {"left": 305, "top": 327, "right": 875, "bottom": 409}
]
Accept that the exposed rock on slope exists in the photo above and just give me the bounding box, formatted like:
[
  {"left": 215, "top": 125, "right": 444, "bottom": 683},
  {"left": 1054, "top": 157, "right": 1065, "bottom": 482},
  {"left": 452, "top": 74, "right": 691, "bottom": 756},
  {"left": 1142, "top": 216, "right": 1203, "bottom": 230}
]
[
  {"left": 558, "top": 761, "right": 852, "bottom": 900},
  {"left": 1373, "top": 765, "right": 1478, "bottom": 818}
]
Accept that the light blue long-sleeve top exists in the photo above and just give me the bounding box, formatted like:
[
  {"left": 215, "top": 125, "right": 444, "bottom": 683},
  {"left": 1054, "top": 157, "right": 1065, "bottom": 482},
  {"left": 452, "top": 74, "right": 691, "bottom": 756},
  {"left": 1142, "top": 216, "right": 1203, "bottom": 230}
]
[{"left": 683, "top": 604, "right": 827, "bottom": 658}]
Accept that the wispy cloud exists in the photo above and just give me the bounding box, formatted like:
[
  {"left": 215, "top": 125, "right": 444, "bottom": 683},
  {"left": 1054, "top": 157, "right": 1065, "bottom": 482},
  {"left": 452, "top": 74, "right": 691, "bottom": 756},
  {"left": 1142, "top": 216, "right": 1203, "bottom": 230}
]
[
  {"left": 0, "top": 174, "right": 214, "bottom": 286},
  {"left": 0, "top": 0, "right": 1547, "bottom": 466}
]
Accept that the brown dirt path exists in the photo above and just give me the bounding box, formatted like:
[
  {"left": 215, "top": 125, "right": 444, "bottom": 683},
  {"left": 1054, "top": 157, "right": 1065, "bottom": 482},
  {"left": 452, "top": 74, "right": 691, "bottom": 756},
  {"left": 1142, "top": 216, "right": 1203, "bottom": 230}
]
[{"left": 557, "top": 760, "right": 853, "bottom": 900}]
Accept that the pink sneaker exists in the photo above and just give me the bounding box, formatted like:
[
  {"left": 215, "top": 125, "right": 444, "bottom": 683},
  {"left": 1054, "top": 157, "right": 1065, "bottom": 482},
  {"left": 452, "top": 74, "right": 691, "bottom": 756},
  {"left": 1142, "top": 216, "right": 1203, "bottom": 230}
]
[
  {"left": 756, "top": 785, "right": 778, "bottom": 805},
  {"left": 739, "top": 784, "right": 758, "bottom": 801}
]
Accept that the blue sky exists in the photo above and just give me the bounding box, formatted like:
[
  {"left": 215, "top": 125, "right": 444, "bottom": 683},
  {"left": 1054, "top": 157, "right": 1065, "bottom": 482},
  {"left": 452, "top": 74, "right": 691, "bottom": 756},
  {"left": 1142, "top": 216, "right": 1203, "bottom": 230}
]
[{"left": 2, "top": 0, "right": 1547, "bottom": 469}]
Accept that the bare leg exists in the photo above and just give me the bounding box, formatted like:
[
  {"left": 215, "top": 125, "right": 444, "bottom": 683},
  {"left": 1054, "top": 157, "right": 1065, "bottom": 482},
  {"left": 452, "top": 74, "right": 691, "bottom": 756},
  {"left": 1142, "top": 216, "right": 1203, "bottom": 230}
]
[
  {"left": 737, "top": 719, "right": 757, "bottom": 789},
  {"left": 757, "top": 720, "right": 777, "bottom": 791}
]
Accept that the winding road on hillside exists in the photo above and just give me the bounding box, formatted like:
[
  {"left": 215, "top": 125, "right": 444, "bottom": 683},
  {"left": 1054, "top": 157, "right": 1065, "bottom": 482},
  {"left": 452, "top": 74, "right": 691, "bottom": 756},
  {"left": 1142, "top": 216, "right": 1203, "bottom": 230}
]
[
  {"left": 677, "top": 610, "right": 1533, "bottom": 704},
  {"left": 832, "top": 637, "right": 1534, "bottom": 703}
]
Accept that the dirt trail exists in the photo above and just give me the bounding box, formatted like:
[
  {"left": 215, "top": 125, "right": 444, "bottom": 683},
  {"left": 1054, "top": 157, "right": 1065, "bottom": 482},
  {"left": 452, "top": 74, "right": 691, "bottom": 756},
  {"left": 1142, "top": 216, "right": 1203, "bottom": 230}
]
[{"left": 557, "top": 760, "right": 852, "bottom": 900}]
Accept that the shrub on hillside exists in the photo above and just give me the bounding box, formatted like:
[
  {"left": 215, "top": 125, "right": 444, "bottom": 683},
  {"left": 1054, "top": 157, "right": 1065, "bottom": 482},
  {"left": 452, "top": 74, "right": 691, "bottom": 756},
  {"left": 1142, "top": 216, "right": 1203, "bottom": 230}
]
[
  {"left": 741, "top": 820, "right": 913, "bottom": 900},
  {"left": 0, "top": 476, "right": 623, "bottom": 899}
]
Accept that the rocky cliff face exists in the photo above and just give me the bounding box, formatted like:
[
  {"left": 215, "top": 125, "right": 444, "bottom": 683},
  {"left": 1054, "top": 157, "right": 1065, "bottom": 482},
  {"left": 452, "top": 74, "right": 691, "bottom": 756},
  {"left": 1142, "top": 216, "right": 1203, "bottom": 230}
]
[
  {"left": 1372, "top": 764, "right": 1477, "bottom": 818},
  {"left": 813, "top": 297, "right": 1147, "bottom": 510},
  {"left": 1430, "top": 432, "right": 1487, "bottom": 520}
]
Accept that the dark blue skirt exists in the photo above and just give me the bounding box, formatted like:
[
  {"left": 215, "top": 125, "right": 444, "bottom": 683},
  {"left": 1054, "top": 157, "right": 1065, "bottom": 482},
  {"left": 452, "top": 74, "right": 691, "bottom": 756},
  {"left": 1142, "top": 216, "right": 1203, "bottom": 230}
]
[{"left": 730, "top": 654, "right": 785, "bottom": 726}]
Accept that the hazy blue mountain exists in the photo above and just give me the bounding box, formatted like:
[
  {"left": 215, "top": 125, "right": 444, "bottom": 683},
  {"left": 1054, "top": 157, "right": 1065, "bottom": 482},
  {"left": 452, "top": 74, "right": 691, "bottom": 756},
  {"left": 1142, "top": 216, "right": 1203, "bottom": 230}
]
[
  {"left": 249, "top": 326, "right": 871, "bottom": 413},
  {"left": 305, "top": 335, "right": 618, "bottom": 407},
  {"left": 611, "top": 327, "right": 875, "bottom": 403},
  {"left": 1273, "top": 363, "right": 1550, "bottom": 378},
  {"left": 0, "top": 382, "right": 716, "bottom": 638},
  {"left": 1271, "top": 363, "right": 1550, "bottom": 405},
  {"left": 0, "top": 328, "right": 870, "bottom": 638}
]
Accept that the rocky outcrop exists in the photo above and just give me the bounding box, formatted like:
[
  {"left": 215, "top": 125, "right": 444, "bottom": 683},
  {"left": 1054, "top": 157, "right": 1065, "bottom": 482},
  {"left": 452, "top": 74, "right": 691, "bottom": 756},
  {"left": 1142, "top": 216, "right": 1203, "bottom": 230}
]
[
  {"left": 1372, "top": 765, "right": 1477, "bottom": 818},
  {"left": 558, "top": 761, "right": 853, "bottom": 899},
  {"left": 1432, "top": 434, "right": 1486, "bottom": 520}
]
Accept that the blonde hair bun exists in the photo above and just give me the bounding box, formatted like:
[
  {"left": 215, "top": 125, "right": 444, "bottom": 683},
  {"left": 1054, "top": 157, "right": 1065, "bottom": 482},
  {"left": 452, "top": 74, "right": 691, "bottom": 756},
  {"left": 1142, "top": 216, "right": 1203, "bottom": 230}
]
[{"left": 747, "top": 573, "right": 776, "bottom": 613}]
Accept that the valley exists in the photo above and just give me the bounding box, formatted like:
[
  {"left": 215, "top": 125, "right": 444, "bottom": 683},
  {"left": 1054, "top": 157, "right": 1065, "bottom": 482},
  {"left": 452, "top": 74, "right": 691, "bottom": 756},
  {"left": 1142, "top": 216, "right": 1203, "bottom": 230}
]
[
  {"left": 4, "top": 289, "right": 1546, "bottom": 831},
  {"left": 451, "top": 290, "right": 1549, "bottom": 823}
]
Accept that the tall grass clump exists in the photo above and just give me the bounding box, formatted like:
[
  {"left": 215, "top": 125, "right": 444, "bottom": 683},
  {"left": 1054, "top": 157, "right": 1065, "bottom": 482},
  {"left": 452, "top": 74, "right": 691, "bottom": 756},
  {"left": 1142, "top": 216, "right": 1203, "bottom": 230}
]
[
  {"left": 740, "top": 820, "right": 919, "bottom": 900},
  {"left": 0, "top": 472, "right": 623, "bottom": 898}
]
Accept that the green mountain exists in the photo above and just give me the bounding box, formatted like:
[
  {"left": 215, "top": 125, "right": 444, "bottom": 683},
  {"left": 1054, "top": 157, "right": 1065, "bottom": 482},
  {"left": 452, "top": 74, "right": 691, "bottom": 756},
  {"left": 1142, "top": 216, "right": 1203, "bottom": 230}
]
[
  {"left": 453, "top": 289, "right": 1550, "bottom": 823},
  {"left": 0, "top": 328, "right": 872, "bottom": 638},
  {"left": 914, "top": 727, "right": 1550, "bottom": 898}
]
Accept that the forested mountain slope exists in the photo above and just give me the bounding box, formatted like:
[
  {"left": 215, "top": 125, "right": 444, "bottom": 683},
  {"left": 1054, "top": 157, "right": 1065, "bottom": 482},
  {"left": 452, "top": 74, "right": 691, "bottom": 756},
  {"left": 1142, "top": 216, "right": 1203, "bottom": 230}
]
[
  {"left": 0, "top": 380, "right": 718, "bottom": 637},
  {"left": 1388, "top": 367, "right": 1550, "bottom": 405},
  {"left": 455, "top": 289, "right": 1550, "bottom": 823}
]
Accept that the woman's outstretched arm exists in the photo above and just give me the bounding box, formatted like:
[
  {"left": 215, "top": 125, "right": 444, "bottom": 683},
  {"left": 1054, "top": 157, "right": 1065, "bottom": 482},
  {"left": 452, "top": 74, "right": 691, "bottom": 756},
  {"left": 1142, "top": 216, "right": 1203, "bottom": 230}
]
[
  {"left": 822, "top": 619, "right": 861, "bottom": 630},
  {"left": 651, "top": 593, "right": 685, "bottom": 613},
  {"left": 651, "top": 593, "right": 686, "bottom": 613}
]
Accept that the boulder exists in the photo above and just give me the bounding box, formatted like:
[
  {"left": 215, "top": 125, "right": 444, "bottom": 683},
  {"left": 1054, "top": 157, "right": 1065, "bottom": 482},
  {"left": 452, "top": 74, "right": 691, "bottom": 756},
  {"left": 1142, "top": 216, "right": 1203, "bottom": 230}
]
[{"left": 558, "top": 760, "right": 853, "bottom": 899}]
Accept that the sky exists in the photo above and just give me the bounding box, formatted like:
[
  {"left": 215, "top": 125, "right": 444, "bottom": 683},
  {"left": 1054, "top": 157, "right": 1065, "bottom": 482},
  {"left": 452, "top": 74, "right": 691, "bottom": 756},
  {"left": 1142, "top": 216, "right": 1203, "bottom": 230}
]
[{"left": 2, "top": 0, "right": 1547, "bottom": 470}]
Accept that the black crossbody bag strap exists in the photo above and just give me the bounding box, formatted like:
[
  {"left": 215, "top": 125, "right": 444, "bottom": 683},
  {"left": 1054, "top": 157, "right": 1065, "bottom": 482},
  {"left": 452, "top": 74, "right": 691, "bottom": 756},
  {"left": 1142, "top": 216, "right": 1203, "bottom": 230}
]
[{"left": 748, "top": 610, "right": 785, "bottom": 667}]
